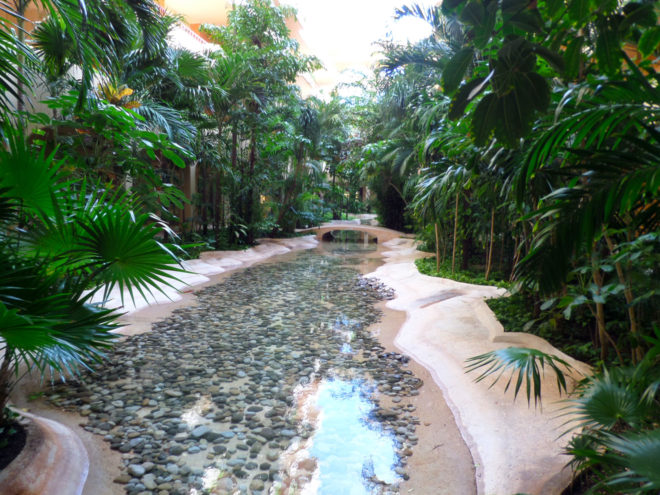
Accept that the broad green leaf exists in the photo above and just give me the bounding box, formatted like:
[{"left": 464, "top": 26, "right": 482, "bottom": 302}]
[
  {"left": 596, "top": 22, "right": 622, "bottom": 76},
  {"left": 472, "top": 93, "right": 499, "bottom": 146},
  {"left": 540, "top": 298, "right": 556, "bottom": 311},
  {"left": 598, "top": 0, "right": 618, "bottom": 15},
  {"left": 448, "top": 75, "right": 489, "bottom": 120},
  {"left": 564, "top": 37, "right": 584, "bottom": 79},
  {"left": 459, "top": 1, "right": 485, "bottom": 26},
  {"left": 568, "top": 0, "right": 591, "bottom": 23},
  {"left": 474, "top": 1, "right": 498, "bottom": 48},
  {"left": 532, "top": 44, "right": 565, "bottom": 73},
  {"left": 544, "top": 0, "right": 565, "bottom": 20},
  {"left": 622, "top": 2, "right": 657, "bottom": 28},
  {"left": 501, "top": 0, "right": 529, "bottom": 15},
  {"left": 508, "top": 10, "right": 544, "bottom": 34},
  {"left": 638, "top": 27, "right": 660, "bottom": 57},
  {"left": 161, "top": 148, "right": 185, "bottom": 168},
  {"left": 442, "top": 47, "right": 475, "bottom": 94}
]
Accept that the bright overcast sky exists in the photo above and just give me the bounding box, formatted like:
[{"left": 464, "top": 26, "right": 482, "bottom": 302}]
[{"left": 284, "top": 0, "right": 436, "bottom": 93}]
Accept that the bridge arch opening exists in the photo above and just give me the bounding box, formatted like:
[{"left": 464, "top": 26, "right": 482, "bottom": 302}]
[{"left": 321, "top": 230, "right": 378, "bottom": 244}]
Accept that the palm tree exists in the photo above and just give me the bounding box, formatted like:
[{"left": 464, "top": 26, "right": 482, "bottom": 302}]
[
  {"left": 276, "top": 97, "right": 321, "bottom": 231},
  {"left": 1, "top": 0, "right": 168, "bottom": 119},
  {"left": 0, "top": 125, "right": 184, "bottom": 423}
]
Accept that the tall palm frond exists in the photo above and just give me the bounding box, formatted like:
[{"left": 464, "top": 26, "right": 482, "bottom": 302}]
[
  {"left": 379, "top": 37, "right": 453, "bottom": 75},
  {"left": 0, "top": 14, "right": 37, "bottom": 118},
  {"left": 32, "top": 14, "right": 75, "bottom": 82},
  {"left": 517, "top": 152, "right": 659, "bottom": 291},
  {"left": 395, "top": 4, "right": 463, "bottom": 42},
  {"left": 131, "top": 99, "right": 196, "bottom": 145}
]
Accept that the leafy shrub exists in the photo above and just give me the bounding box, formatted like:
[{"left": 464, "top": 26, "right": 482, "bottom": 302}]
[{"left": 415, "top": 257, "right": 510, "bottom": 289}]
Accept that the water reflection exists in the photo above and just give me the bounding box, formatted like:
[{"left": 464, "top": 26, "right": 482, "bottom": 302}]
[
  {"left": 321, "top": 230, "right": 378, "bottom": 254},
  {"left": 303, "top": 379, "right": 401, "bottom": 494}
]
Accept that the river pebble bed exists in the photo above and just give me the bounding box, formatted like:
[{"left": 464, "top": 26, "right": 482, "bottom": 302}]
[{"left": 45, "top": 248, "right": 425, "bottom": 495}]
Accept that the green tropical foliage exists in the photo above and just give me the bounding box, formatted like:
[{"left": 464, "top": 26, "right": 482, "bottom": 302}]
[
  {"left": 350, "top": 1, "right": 660, "bottom": 490},
  {"left": 1, "top": 0, "right": 658, "bottom": 487},
  {"left": 0, "top": 0, "right": 366, "bottom": 426},
  {"left": 0, "top": 126, "right": 183, "bottom": 422}
]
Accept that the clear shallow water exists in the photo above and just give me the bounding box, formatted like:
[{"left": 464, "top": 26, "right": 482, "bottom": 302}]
[
  {"left": 49, "top": 242, "right": 417, "bottom": 495},
  {"left": 307, "top": 379, "right": 401, "bottom": 494}
]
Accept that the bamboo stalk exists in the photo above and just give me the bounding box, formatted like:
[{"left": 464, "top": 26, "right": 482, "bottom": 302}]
[
  {"left": 603, "top": 232, "right": 642, "bottom": 363},
  {"left": 485, "top": 207, "right": 495, "bottom": 281},
  {"left": 434, "top": 222, "right": 440, "bottom": 272},
  {"left": 452, "top": 191, "right": 459, "bottom": 275}
]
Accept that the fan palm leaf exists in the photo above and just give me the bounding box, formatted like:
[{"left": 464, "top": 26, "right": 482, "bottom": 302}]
[
  {"left": 600, "top": 429, "right": 660, "bottom": 491},
  {"left": 465, "top": 347, "right": 573, "bottom": 406},
  {"left": 0, "top": 126, "right": 69, "bottom": 218}
]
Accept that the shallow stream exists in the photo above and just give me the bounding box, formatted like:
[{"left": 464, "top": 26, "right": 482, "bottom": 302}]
[{"left": 47, "top": 239, "right": 424, "bottom": 495}]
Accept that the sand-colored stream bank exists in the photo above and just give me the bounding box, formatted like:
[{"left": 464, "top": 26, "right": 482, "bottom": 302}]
[{"left": 367, "top": 238, "right": 591, "bottom": 495}]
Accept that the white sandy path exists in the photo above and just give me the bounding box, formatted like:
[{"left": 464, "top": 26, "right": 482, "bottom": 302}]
[{"left": 368, "top": 238, "right": 590, "bottom": 495}]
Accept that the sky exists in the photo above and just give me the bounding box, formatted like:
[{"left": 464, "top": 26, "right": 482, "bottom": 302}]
[{"left": 284, "top": 0, "right": 436, "bottom": 94}]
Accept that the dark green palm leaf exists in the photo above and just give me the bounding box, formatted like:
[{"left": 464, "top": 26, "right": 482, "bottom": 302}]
[
  {"left": 0, "top": 127, "right": 69, "bottom": 219},
  {"left": 0, "top": 257, "right": 117, "bottom": 377},
  {"left": 71, "top": 202, "right": 184, "bottom": 304},
  {"left": 0, "top": 13, "right": 38, "bottom": 117},
  {"left": 466, "top": 347, "right": 573, "bottom": 406},
  {"left": 600, "top": 429, "right": 660, "bottom": 491},
  {"left": 32, "top": 15, "right": 76, "bottom": 81},
  {"left": 571, "top": 369, "right": 647, "bottom": 430}
]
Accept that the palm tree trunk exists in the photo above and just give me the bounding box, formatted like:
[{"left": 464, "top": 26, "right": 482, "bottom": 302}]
[
  {"left": 510, "top": 235, "right": 521, "bottom": 281},
  {"left": 245, "top": 131, "right": 257, "bottom": 244},
  {"left": 591, "top": 251, "right": 623, "bottom": 363},
  {"left": 277, "top": 144, "right": 304, "bottom": 230},
  {"left": 603, "top": 232, "right": 642, "bottom": 363},
  {"left": 451, "top": 190, "right": 459, "bottom": 275},
  {"left": 201, "top": 166, "right": 208, "bottom": 237},
  {"left": 485, "top": 207, "right": 495, "bottom": 280},
  {"left": 213, "top": 170, "right": 221, "bottom": 248},
  {"left": 0, "top": 352, "right": 13, "bottom": 423},
  {"left": 434, "top": 222, "right": 440, "bottom": 272},
  {"left": 230, "top": 128, "right": 237, "bottom": 224}
]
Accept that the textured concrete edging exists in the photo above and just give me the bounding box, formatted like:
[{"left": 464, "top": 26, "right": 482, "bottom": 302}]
[
  {"left": 366, "top": 238, "right": 590, "bottom": 495},
  {"left": 0, "top": 410, "right": 90, "bottom": 495}
]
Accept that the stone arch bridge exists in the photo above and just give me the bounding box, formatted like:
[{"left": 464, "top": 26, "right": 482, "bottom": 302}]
[{"left": 298, "top": 222, "right": 407, "bottom": 243}]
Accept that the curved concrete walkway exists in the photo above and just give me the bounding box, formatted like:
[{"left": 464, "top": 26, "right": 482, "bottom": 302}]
[{"left": 368, "top": 238, "right": 590, "bottom": 495}]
